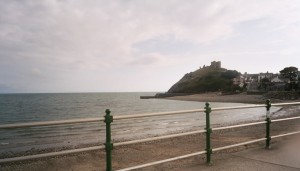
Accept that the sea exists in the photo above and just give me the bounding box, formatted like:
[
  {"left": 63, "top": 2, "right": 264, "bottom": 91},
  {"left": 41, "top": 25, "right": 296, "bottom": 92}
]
[{"left": 0, "top": 92, "right": 279, "bottom": 155}]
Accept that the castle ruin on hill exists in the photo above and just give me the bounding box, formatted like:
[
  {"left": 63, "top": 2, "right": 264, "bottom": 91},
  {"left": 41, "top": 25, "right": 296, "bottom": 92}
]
[
  {"left": 210, "top": 61, "right": 221, "bottom": 69},
  {"left": 201, "top": 61, "right": 221, "bottom": 69}
]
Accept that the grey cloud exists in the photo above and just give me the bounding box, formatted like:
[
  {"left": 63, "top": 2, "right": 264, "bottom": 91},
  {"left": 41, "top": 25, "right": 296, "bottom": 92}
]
[
  {"left": 129, "top": 53, "right": 165, "bottom": 66},
  {"left": 1, "top": 0, "right": 300, "bottom": 92}
]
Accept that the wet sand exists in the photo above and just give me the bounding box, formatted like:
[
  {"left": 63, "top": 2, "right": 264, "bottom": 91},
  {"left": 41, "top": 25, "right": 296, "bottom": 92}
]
[{"left": 1, "top": 105, "right": 300, "bottom": 171}]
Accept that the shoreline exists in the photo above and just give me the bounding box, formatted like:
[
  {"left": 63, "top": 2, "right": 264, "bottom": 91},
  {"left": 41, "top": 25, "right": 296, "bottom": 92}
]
[
  {"left": 165, "top": 92, "right": 300, "bottom": 104},
  {"left": 1, "top": 105, "right": 300, "bottom": 171}
]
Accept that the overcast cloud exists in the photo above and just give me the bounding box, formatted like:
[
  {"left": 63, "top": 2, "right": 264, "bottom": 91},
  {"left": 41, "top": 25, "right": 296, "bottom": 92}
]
[{"left": 1, "top": 0, "right": 300, "bottom": 93}]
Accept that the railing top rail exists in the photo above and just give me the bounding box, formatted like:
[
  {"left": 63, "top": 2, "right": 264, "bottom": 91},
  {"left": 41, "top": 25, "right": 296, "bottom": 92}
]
[
  {"left": 1, "top": 101, "right": 299, "bottom": 129},
  {"left": 211, "top": 104, "right": 266, "bottom": 111},
  {"left": 0, "top": 117, "right": 104, "bottom": 129},
  {"left": 210, "top": 101, "right": 300, "bottom": 111},
  {"left": 271, "top": 101, "right": 300, "bottom": 106},
  {"left": 114, "top": 101, "right": 300, "bottom": 120},
  {"left": 114, "top": 109, "right": 205, "bottom": 120},
  {"left": 113, "top": 105, "right": 265, "bottom": 121}
]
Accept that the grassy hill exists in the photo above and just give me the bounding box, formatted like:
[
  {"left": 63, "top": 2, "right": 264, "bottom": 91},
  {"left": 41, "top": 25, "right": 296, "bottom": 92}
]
[{"left": 167, "top": 66, "right": 240, "bottom": 93}]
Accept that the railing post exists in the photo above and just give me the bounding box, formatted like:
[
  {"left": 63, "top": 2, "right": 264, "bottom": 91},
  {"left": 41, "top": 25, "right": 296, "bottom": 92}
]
[
  {"left": 104, "top": 109, "right": 114, "bottom": 171},
  {"left": 205, "top": 102, "right": 212, "bottom": 165},
  {"left": 265, "top": 100, "right": 271, "bottom": 149}
]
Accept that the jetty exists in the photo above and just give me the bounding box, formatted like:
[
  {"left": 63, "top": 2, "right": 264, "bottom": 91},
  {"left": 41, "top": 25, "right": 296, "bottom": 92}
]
[
  {"left": 140, "top": 93, "right": 192, "bottom": 99},
  {"left": 140, "top": 96, "right": 156, "bottom": 99}
]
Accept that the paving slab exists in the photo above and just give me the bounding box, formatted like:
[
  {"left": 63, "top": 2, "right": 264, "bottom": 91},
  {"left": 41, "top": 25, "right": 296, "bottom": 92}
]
[
  {"left": 172, "top": 135, "right": 300, "bottom": 171},
  {"left": 233, "top": 138, "right": 300, "bottom": 169}
]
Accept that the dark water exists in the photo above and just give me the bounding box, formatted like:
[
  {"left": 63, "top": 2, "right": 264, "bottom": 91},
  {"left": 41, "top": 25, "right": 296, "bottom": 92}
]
[{"left": 0, "top": 92, "right": 278, "bottom": 155}]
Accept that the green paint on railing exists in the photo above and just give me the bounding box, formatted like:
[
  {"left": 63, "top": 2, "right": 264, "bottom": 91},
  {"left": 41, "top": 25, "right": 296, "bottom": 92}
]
[
  {"left": 104, "top": 109, "right": 113, "bottom": 171},
  {"left": 205, "top": 102, "right": 212, "bottom": 165},
  {"left": 103, "top": 100, "right": 296, "bottom": 169},
  {"left": 265, "top": 100, "right": 271, "bottom": 149}
]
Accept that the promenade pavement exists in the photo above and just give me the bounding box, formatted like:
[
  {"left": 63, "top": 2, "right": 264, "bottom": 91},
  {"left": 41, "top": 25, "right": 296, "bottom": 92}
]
[{"left": 172, "top": 136, "right": 300, "bottom": 171}]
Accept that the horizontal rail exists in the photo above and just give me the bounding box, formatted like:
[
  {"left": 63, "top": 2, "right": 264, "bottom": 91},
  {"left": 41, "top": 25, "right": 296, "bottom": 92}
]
[
  {"left": 212, "top": 121, "right": 267, "bottom": 131},
  {"left": 1, "top": 101, "right": 300, "bottom": 167},
  {"left": 213, "top": 138, "right": 266, "bottom": 152},
  {"left": 114, "top": 130, "right": 206, "bottom": 147},
  {"left": 272, "top": 116, "right": 300, "bottom": 123},
  {"left": 211, "top": 104, "right": 266, "bottom": 111},
  {"left": 0, "top": 117, "right": 104, "bottom": 129},
  {"left": 113, "top": 105, "right": 267, "bottom": 120},
  {"left": 114, "top": 101, "right": 300, "bottom": 121},
  {"left": 113, "top": 105, "right": 264, "bottom": 120},
  {"left": 272, "top": 102, "right": 300, "bottom": 107},
  {"left": 116, "top": 151, "right": 206, "bottom": 171},
  {"left": 114, "top": 109, "right": 205, "bottom": 120},
  {"left": 0, "top": 145, "right": 105, "bottom": 164},
  {"left": 1, "top": 102, "right": 299, "bottom": 129},
  {"left": 271, "top": 131, "right": 300, "bottom": 139},
  {"left": 211, "top": 101, "right": 300, "bottom": 111}
]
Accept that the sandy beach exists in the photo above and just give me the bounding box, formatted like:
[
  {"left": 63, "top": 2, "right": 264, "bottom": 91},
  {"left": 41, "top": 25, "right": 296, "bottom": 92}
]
[
  {"left": 1, "top": 101, "right": 300, "bottom": 171},
  {"left": 166, "top": 92, "right": 300, "bottom": 104}
]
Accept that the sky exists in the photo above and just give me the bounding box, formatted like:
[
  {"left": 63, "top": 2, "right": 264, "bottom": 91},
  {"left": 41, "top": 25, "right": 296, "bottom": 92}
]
[{"left": 1, "top": 0, "right": 300, "bottom": 93}]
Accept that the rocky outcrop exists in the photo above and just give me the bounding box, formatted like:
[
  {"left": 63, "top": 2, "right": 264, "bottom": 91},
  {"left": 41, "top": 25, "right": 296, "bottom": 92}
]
[{"left": 167, "top": 67, "right": 240, "bottom": 93}]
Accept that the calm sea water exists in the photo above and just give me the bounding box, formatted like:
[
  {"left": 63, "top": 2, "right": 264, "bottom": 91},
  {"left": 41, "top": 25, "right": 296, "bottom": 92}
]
[{"left": 0, "top": 92, "right": 278, "bottom": 155}]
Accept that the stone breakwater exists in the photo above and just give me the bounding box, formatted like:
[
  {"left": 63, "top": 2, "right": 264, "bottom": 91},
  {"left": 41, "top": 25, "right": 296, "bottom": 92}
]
[{"left": 140, "top": 93, "right": 193, "bottom": 99}]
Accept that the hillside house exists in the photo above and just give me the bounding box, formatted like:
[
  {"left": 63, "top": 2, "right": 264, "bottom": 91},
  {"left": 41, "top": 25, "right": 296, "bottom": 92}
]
[
  {"left": 258, "top": 72, "right": 274, "bottom": 82},
  {"left": 271, "top": 76, "right": 284, "bottom": 83},
  {"left": 233, "top": 76, "right": 245, "bottom": 85}
]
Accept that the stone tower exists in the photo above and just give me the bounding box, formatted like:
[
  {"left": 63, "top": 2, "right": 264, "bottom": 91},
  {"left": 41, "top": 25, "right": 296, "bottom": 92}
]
[{"left": 210, "top": 61, "right": 221, "bottom": 69}]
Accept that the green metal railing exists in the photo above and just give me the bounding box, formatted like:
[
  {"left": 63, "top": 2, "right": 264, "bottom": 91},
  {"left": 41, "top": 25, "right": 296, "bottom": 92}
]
[
  {"left": 0, "top": 101, "right": 300, "bottom": 170},
  {"left": 265, "top": 99, "right": 271, "bottom": 149},
  {"left": 103, "top": 100, "right": 300, "bottom": 171},
  {"left": 104, "top": 109, "right": 113, "bottom": 171},
  {"left": 204, "top": 102, "right": 212, "bottom": 165}
]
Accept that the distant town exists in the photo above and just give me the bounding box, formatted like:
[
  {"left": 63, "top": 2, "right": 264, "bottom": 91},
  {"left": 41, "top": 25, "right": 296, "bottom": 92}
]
[
  {"left": 233, "top": 69, "right": 299, "bottom": 93},
  {"left": 202, "top": 61, "right": 299, "bottom": 93},
  {"left": 147, "top": 60, "right": 300, "bottom": 100}
]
